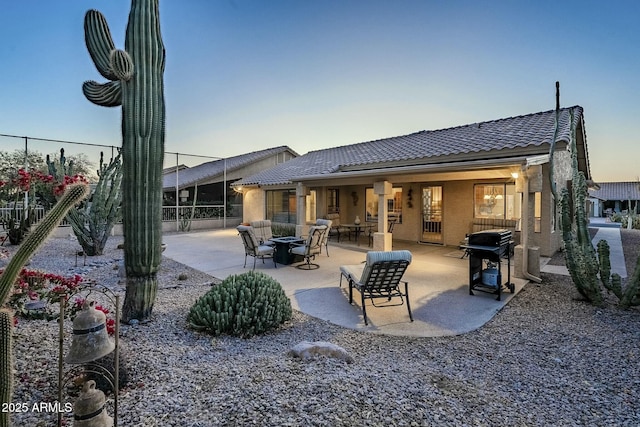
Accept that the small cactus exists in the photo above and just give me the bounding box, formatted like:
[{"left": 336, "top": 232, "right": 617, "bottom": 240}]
[{"left": 188, "top": 271, "right": 292, "bottom": 338}]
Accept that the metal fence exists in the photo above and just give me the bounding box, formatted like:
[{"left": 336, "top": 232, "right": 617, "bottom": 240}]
[{"left": 0, "top": 134, "right": 238, "bottom": 231}]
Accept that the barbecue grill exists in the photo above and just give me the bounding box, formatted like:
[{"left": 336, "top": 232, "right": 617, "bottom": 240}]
[{"left": 461, "top": 229, "right": 515, "bottom": 300}]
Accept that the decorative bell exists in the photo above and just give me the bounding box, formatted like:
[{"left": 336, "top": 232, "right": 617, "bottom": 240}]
[
  {"left": 66, "top": 300, "right": 115, "bottom": 364},
  {"left": 73, "top": 380, "right": 113, "bottom": 427}
]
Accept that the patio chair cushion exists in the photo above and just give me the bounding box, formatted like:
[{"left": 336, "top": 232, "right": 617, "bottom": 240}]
[
  {"left": 250, "top": 220, "right": 274, "bottom": 244},
  {"left": 339, "top": 249, "right": 413, "bottom": 325},
  {"left": 315, "top": 219, "right": 333, "bottom": 254},
  {"left": 339, "top": 250, "right": 413, "bottom": 288},
  {"left": 359, "top": 250, "right": 412, "bottom": 284},
  {"left": 237, "top": 225, "right": 260, "bottom": 248}
]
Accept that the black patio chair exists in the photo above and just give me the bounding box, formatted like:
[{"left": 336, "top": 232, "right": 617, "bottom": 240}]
[{"left": 339, "top": 250, "right": 413, "bottom": 325}]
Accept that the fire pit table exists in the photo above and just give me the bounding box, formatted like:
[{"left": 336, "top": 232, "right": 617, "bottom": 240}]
[{"left": 269, "top": 236, "right": 304, "bottom": 265}]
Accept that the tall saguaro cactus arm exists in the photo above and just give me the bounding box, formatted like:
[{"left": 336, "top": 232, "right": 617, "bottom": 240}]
[
  {"left": 83, "top": 0, "right": 166, "bottom": 322},
  {"left": 82, "top": 10, "right": 127, "bottom": 107}
]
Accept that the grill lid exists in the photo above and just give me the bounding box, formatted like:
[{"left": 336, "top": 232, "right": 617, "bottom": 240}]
[{"left": 468, "top": 229, "right": 512, "bottom": 247}]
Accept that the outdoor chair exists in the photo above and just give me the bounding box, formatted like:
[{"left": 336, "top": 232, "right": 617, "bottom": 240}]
[
  {"left": 237, "top": 225, "right": 277, "bottom": 270},
  {"left": 315, "top": 218, "right": 333, "bottom": 256},
  {"left": 339, "top": 250, "right": 413, "bottom": 325},
  {"left": 289, "top": 225, "right": 327, "bottom": 270},
  {"left": 325, "top": 213, "right": 347, "bottom": 242},
  {"left": 250, "top": 219, "right": 276, "bottom": 246}
]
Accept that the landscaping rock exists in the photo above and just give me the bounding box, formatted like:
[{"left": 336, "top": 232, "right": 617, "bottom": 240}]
[{"left": 289, "top": 341, "right": 354, "bottom": 363}]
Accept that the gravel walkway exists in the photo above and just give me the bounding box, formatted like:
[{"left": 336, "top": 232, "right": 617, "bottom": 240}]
[{"left": 5, "top": 231, "right": 640, "bottom": 426}]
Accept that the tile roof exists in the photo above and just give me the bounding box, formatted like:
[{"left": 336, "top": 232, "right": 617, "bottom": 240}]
[
  {"left": 589, "top": 182, "right": 640, "bottom": 201},
  {"left": 234, "top": 106, "right": 584, "bottom": 186},
  {"left": 163, "top": 146, "right": 296, "bottom": 190}
]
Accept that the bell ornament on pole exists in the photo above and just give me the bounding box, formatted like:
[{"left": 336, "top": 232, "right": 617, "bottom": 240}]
[
  {"left": 65, "top": 300, "right": 115, "bottom": 364},
  {"left": 73, "top": 380, "right": 113, "bottom": 427}
]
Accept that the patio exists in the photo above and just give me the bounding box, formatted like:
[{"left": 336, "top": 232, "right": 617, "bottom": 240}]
[{"left": 162, "top": 228, "right": 529, "bottom": 337}]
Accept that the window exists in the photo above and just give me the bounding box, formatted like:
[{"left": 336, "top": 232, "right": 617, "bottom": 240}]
[
  {"left": 474, "top": 183, "right": 521, "bottom": 220},
  {"left": 266, "top": 189, "right": 296, "bottom": 223},
  {"left": 327, "top": 189, "right": 339, "bottom": 214},
  {"left": 365, "top": 187, "right": 403, "bottom": 223}
]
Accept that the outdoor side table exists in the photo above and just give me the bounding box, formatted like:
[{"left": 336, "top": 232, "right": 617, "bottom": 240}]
[{"left": 342, "top": 223, "right": 374, "bottom": 246}]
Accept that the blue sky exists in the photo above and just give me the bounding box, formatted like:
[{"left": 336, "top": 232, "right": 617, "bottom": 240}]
[{"left": 1, "top": 1, "right": 638, "bottom": 181}]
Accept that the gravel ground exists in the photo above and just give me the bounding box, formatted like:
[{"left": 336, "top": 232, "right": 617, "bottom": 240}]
[{"left": 5, "top": 230, "right": 640, "bottom": 427}]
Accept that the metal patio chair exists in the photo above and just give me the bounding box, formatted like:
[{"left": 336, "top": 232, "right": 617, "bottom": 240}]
[
  {"left": 315, "top": 218, "right": 333, "bottom": 256},
  {"left": 289, "top": 225, "right": 327, "bottom": 269},
  {"left": 237, "top": 225, "right": 277, "bottom": 270},
  {"left": 339, "top": 250, "right": 413, "bottom": 325}
]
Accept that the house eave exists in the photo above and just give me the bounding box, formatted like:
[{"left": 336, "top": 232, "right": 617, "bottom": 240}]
[{"left": 293, "top": 155, "right": 540, "bottom": 185}]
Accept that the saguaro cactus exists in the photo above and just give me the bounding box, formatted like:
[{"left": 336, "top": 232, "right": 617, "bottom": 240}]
[
  {"left": 83, "top": 0, "right": 165, "bottom": 322},
  {"left": 0, "top": 183, "right": 89, "bottom": 427}
]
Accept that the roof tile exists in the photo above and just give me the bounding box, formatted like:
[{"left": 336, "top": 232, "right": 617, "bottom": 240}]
[{"left": 235, "top": 106, "right": 583, "bottom": 186}]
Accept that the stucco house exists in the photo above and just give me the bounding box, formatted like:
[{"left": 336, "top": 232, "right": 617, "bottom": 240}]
[
  {"left": 232, "top": 106, "right": 592, "bottom": 278},
  {"left": 588, "top": 181, "right": 640, "bottom": 217},
  {"left": 163, "top": 145, "right": 298, "bottom": 210}
]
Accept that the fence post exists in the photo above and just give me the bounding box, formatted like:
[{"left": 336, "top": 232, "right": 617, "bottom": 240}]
[{"left": 175, "top": 152, "right": 179, "bottom": 232}]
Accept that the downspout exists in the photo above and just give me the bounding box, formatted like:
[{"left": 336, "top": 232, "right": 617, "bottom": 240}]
[{"left": 521, "top": 166, "right": 542, "bottom": 283}]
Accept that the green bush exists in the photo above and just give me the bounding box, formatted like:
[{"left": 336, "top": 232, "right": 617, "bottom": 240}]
[
  {"left": 188, "top": 271, "right": 292, "bottom": 337},
  {"left": 271, "top": 223, "right": 296, "bottom": 237}
]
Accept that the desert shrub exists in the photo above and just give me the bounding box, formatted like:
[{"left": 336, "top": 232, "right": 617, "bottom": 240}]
[
  {"left": 610, "top": 212, "right": 640, "bottom": 230},
  {"left": 188, "top": 271, "right": 292, "bottom": 337}
]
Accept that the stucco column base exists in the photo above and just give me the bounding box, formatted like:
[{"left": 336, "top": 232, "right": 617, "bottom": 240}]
[
  {"left": 373, "top": 232, "right": 392, "bottom": 251},
  {"left": 514, "top": 245, "right": 540, "bottom": 279},
  {"left": 296, "top": 224, "right": 309, "bottom": 238}
]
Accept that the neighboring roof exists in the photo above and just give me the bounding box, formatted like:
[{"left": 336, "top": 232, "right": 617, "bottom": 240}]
[
  {"left": 589, "top": 182, "right": 640, "bottom": 201},
  {"left": 162, "top": 164, "right": 188, "bottom": 175},
  {"left": 163, "top": 146, "right": 297, "bottom": 190},
  {"left": 234, "top": 106, "right": 585, "bottom": 187}
]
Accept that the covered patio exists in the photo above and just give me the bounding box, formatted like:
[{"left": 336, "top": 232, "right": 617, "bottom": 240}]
[{"left": 162, "top": 228, "right": 529, "bottom": 337}]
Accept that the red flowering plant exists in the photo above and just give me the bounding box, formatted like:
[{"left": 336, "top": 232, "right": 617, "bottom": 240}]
[
  {"left": 2, "top": 267, "right": 83, "bottom": 320},
  {"left": 1, "top": 167, "right": 88, "bottom": 245},
  {"left": 0, "top": 168, "right": 56, "bottom": 244}
]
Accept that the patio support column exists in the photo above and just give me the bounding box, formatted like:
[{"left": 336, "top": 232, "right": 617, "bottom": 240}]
[
  {"left": 296, "top": 182, "right": 308, "bottom": 237},
  {"left": 514, "top": 165, "right": 542, "bottom": 282},
  {"left": 373, "top": 180, "right": 392, "bottom": 251}
]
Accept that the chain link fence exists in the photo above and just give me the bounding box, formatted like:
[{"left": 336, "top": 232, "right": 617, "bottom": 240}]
[{"left": 0, "top": 134, "right": 239, "bottom": 234}]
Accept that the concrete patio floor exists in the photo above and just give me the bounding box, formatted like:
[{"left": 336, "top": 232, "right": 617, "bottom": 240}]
[{"left": 162, "top": 228, "right": 528, "bottom": 337}]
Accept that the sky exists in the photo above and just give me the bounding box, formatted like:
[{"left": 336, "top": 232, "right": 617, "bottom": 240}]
[{"left": 1, "top": 0, "right": 639, "bottom": 181}]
